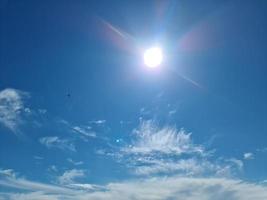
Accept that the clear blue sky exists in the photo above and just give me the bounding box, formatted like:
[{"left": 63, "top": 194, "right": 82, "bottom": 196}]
[{"left": 0, "top": 0, "right": 267, "bottom": 199}]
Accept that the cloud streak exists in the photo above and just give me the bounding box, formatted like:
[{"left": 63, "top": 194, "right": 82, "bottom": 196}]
[
  {"left": 0, "top": 169, "right": 75, "bottom": 195},
  {"left": 72, "top": 126, "right": 96, "bottom": 138},
  {"left": 58, "top": 169, "right": 86, "bottom": 185},
  {"left": 122, "top": 120, "right": 204, "bottom": 155},
  {"left": 1, "top": 169, "right": 267, "bottom": 200},
  {"left": 39, "top": 136, "right": 76, "bottom": 152},
  {"left": 243, "top": 152, "right": 254, "bottom": 160},
  {"left": 114, "top": 120, "right": 244, "bottom": 177}
]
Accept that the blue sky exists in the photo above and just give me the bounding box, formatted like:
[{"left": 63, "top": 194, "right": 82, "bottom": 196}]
[{"left": 0, "top": 0, "right": 267, "bottom": 199}]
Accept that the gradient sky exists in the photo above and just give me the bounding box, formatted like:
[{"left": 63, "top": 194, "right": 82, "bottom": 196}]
[{"left": 0, "top": 0, "right": 267, "bottom": 199}]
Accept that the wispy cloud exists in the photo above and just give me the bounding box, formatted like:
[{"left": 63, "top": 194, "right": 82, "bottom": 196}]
[
  {"left": 122, "top": 120, "right": 204, "bottom": 155},
  {"left": 58, "top": 169, "right": 86, "bottom": 185},
  {"left": 47, "top": 165, "right": 58, "bottom": 173},
  {"left": 1, "top": 169, "right": 267, "bottom": 200},
  {"left": 244, "top": 152, "right": 254, "bottom": 160},
  {"left": 87, "top": 177, "right": 267, "bottom": 200},
  {"left": 113, "top": 120, "right": 244, "bottom": 177},
  {"left": 0, "top": 169, "right": 16, "bottom": 178},
  {"left": 39, "top": 136, "right": 76, "bottom": 152},
  {"left": 33, "top": 156, "right": 44, "bottom": 160},
  {"left": 72, "top": 126, "right": 96, "bottom": 138},
  {"left": 0, "top": 88, "right": 29, "bottom": 133},
  {"left": 58, "top": 119, "right": 97, "bottom": 141},
  {"left": 168, "top": 109, "right": 177, "bottom": 116},
  {"left": 38, "top": 109, "right": 47, "bottom": 114},
  {"left": 67, "top": 158, "right": 84, "bottom": 166},
  {"left": 0, "top": 169, "right": 75, "bottom": 195},
  {"left": 257, "top": 147, "right": 267, "bottom": 153},
  {"left": 66, "top": 183, "right": 103, "bottom": 191},
  {"left": 133, "top": 158, "right": 211, "bottom": 176},
  {"left": 88, "top": 120, "right": 106, "bottom": 125},
  {"left": 226, "top": 158, "right": 244, "bottom": 171}
]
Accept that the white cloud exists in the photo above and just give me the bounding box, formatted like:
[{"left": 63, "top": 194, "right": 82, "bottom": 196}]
[
  {"left": 58, "top": 119, "right": 97, "bottom": 141},
  {"left": 0, "top": 191, "right": 61, "bottom": 200},
  {"left": 257, "top": 147, "right": 267, "bottom": 153},
  {"left": 243, "top": 152, "right": 254, "bottom": 160},
  {"left": 88, "top": 120, "right": 106, "bottom": 125},
  {"left": 168, "top": 109, "right": 177, "bottom": 115},
  {"left": 67, "top": 183, "right": 103, "bottom": 191},
  {"left": 134, "top": 158, "right": 210, "bottom": 176},
  {"left": 140, "top": 107, "right": 151, "bottom": 115},
  {"left": 119, "top": 120, "right": 132, "bottom": 126},
  {"left": 113, "top": 121, "right": 243, "bottom": 177},
  {"left": 86, "top": 177, "right": 267, "bottom": 200},
  {"left": 58, "top": 169, "right": 86, "bottom": 185},
  {"left": 227, "top": 158, "right": 244, "bottom": 170},
  {"left": 47, "top": 165, "right": 58, "bottom": 172},
  {"left": 118, "top": 121, "right": 207, "bottom": 175},
  {"left": 0, "top": 88, "right": 29, "bottom": 133},
  {"left": 123, "top": 120, "right": 204, "bottom": 155},
  {"left": 0, "top": 169, "right": 16, "bottom": 178},
  {"left": 67, "top": 158, "right": 84, "bottom": 166},
  {"left": 38, "top": 109, "right": 47, "bottom": 114},
  {"left": 0, "top": 172, "right": 75, "bottom": 195},
  {"left": 1, "top": 171, "right": 267, "bottom": 200},
  {"left": 72, "top": 126, "right": 96, "bottom": 138},
  {"left": 33, "top": 156, "right": 44, "bottom": 160},
  {"left": 39, "top": 136, "right": 76, "bottom": 152},
  {"left": 131, "top": 157, "right": 243, "bottom": 177},
  {"left": 214, "top": 158, "right": 244, "bottom": 178}
]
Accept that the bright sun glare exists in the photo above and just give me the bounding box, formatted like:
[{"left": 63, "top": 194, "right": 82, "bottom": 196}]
[{"left": 144, "top": 47, "right": 163, "bottom": 68}]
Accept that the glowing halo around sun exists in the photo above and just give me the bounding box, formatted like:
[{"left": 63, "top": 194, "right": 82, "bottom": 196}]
[{"left": 143, "top": 47, "right": 163, "bottom": 68}]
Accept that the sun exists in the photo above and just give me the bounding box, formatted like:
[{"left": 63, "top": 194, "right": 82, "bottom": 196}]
[{"left": 143, "top": 47, "right": 163, "bottom": 68}]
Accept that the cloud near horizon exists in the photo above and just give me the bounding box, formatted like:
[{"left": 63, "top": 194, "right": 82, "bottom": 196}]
[
  {"left": 0, "top": 168, "right": 267, "bottom": 200},
  {"left": 0, "top": 89, "right": 265, "bottom": 200}
]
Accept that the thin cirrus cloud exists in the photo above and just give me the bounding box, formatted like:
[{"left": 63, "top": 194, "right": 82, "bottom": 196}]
[
  {"left": 243, "top": 152, "right": 254, "bottom": 160},
  {"left": 1, "top": 168, "right": 267, "bottom": 200},
  {"left": 88, "top": 120, "right": 106, "bottom": 125},
  {"left": 0, "top": 169, "right": 16, "bottom": 178},
  {"left": 67, "top": 158, "right": 84, "bottom": 166},
  {"left": 57, "top": 169, "right": 86, "bottom": 185},
  {"left": 1, "top": 87, "right": 265, "bottom": 199},
  {"left": 0, "top": 169, "right": 76, "bottom": 195},
  {"left": 72, "top": 126, "right": 96, "bottom": 138},
  {"left": 48, "top": 165, "right": 58, "bottom": 172},
  {"left": 0, "top": 88, "right": 29, "bottom": 133},
  {"left": 115, "top": 120, "right": 243, "bottom": 176},
  {"left": 257, "top": 147, "right": 267, "bottom": 153},
  {"left": 39, "top": 136, "right": 76, "bottom": 152},
  {"left": 58, "top": 119, "right": 97, "bottom": 141},
  {"left": 122, "top": 120, "right": 204, "bottom": 155}
]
